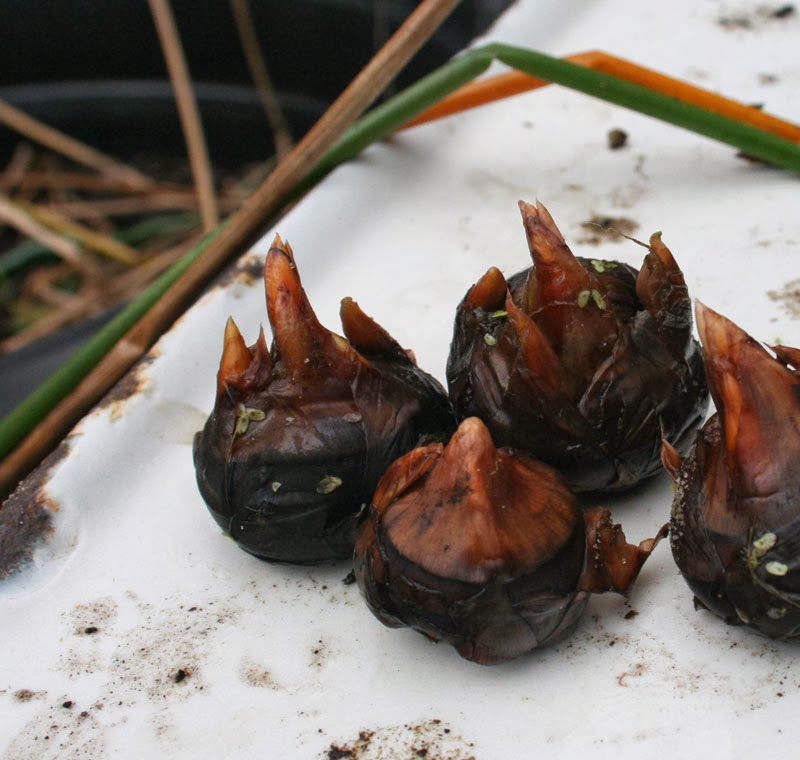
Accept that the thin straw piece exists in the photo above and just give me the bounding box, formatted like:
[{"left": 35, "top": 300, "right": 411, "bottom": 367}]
[
  {"left": 0, "top": 142, "right": 36, "bottom": 193},
  {"left": 0, "top": 194, "right": 86, "bottom": 268},
  {"left": 15, "top": 200, "right": 141, "bottom": 265},
  {"left": 44, "top": 192, "right": 240, "bottom": 220},
  {"left": 230, "top": 0, "right": 294, "bottom": 160},
  {"left": 0, "top": 99, "right": 156, "bottom": 190},
  {"left": 9, "top": 170, "right": 173, "bottom": 193},
  {"left": 148, "top": 0, "right": 219, "bottom": 231}
]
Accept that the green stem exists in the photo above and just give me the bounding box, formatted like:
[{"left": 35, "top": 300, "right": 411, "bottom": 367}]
[
  {"left": 488, "top": 43, "right": 800, "bottom": 172},
  {"left": 2, "top": 43, "right": 799, "bottom": 462},
  {"left": 0, "top": 225, "right": 222, "bottom": 459},
  {"left": 295, "top": 50, "right": 494, "bottom": 197}
]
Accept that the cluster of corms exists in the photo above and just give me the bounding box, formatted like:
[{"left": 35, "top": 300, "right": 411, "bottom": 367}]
[{"left": 193, "top": 201, "right": 800, "bottom": 664}]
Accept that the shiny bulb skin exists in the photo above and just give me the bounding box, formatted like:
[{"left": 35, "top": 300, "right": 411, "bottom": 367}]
[
  {"left": 354, "top": 416, "right": 664, "bottom": 664},
  {"left": 665, "top": 302, "right": 800, "bottom": 639},
  {"left": 193, "top": 236, "right": 456, "bottom": 564},
  {"left": 446, "top": 200, "right": 709, "bottom": 492}
]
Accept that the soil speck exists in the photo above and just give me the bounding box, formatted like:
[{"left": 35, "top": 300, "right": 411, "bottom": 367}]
[
  {"left": 718, "top": 4, "right": 795, "bottom": 29},
  {"left": 240, "top": 660, "right": 283, "bottom": 690},
  {"left": 768, "top": 279, "right": 800, "bottom": 318},
  {"left": 607, "top": 128, "right": 628, "bottom": 149},
  {"left": 577, "top": 216, "right": 639, "bottom": 245},
  {"left": 322, "top": 720, "right": 475, "bottom": 760},
  {"left": 14, "top": 689, "right": 39, "bottom": 702}
]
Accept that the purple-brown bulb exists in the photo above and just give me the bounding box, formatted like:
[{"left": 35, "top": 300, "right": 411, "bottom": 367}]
[
  {"left": 193, "top": 236, "right": 455, "bottom": 563},
  {"left": 665, "top": 302, "right": 800, "bottom": 639},
  {"left": 354, "top": 416, "right": 664, "bottom": 664},
  {"left": 446, "top": 200, "right": 709, "bottom": 492}
]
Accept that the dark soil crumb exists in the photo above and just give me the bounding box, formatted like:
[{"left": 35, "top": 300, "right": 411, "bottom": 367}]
[
  {"left": 607, "top": 128, "right": 628, "bottom": 150},
  {"left": 342, "top": 571, "right": 356, "bottom": 585},
  {"left": 327, "top": 747, "right": 356, "bottom": 760},
  {"left": 772, "top": 4, "right": 795, "bottom": 18}
]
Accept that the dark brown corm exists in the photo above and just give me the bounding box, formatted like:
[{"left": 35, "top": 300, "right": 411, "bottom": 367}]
[
  {"left": 447, "top": 201, "right": 709, "bottom": 492},
  {"left": 665, "top": 303, "right": 800, "bottom": 639},
  {"left": 193, "top": 236, "right": 455, "bottom": 563},
  {"left": 354, "top": 416, "right": 664, "bottom": 664}
]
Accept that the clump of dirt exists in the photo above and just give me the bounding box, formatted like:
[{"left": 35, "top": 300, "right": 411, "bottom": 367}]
[
  {"left": 607, "top": 128, "right": 628, "bottom": 149},
  {"left": 576, "top": 216, "right": 639, "bottom": 245},
  {"left": 323, "top": 720, "right": 476, "bottom": 760},
  {"left": 718, "top": 3, "right": 795, "bottom": 30},
  {"left": 768, "top": 278, "right": 800, "bottom": 318}
]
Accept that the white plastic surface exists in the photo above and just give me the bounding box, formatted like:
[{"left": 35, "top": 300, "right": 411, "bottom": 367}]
[{"left": 3, "top": 1, "right": 800, "bottom": 757}]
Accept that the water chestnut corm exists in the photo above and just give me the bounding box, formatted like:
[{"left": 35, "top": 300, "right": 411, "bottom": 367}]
[
  {"left": 447, "top": 200, "right": 709, "bottom": 492},
  {"left": 355, "top": 416, "right": 664, "bottom": 664},
  {"left": 193, "top": 235, "right": 455, "bottom": 563}
]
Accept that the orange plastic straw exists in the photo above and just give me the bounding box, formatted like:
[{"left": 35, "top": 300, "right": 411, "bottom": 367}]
[{"left": 404, "top": 50, "right": 800, "bottom": 144}]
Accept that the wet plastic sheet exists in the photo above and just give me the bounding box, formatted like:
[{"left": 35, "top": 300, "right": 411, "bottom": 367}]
[{"left": 2, "top": 1, "right": 800, "bottom": 757}]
